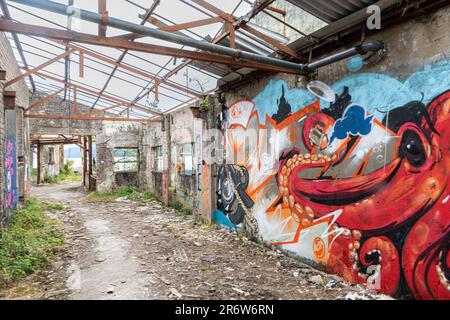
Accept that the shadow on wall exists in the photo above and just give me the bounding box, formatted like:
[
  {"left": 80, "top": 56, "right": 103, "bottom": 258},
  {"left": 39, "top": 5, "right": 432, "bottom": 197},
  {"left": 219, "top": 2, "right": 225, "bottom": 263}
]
[{"left": 216, "top": 60, "right": 450, "bottom": 300}]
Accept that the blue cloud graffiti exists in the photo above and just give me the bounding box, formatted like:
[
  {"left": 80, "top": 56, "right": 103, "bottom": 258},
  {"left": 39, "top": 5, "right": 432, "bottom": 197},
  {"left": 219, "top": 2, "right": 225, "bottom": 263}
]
[
  {"left": 329, "top": 105, "right": 374, "bottom": 144},
  {"left": 251, "top": 60, "right": 450, "bottom": 125}
]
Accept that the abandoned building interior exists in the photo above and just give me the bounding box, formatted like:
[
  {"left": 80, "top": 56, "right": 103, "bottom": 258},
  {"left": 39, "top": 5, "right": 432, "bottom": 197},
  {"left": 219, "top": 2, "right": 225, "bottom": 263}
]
[{"left": 0, "top": 0, "right": 449, "bottom": 300}]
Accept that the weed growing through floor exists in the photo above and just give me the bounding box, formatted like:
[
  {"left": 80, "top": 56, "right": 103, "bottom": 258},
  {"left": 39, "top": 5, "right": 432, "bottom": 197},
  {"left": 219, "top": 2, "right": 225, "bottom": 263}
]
[
  {"left": 43, "top": 161, "right": 81, "bottom": 184},
  {"left": 169, "top": 201, "right": 193, "bottom": 216},
  {"left": 0, "top": 198, "right": 65, "bottom": 286},
  {"left": 88, "top": 186, "right": 158, "bottom": 202}
]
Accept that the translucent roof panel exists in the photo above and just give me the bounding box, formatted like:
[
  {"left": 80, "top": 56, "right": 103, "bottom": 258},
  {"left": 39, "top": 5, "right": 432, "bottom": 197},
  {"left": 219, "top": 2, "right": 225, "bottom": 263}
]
[{"left": 3, "top": 0, "right": 322, "bottom": 115}]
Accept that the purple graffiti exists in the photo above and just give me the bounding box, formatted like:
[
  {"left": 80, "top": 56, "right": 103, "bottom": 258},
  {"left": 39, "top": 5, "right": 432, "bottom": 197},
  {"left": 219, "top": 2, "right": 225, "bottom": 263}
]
[{"left": 4, "top": 138, "right": 18, "bottom": 209}]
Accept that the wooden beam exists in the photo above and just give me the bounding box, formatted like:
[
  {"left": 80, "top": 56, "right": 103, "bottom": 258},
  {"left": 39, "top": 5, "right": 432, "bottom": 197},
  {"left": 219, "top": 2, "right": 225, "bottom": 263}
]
[
  {"left": 37, "top": 143, "right": 41, "bottom": 185},
  {"left": 3, "top": 90, "right": 16, "bottom": 109},
  {"left": 98, "top": 0, "right": 107, "bottom": 37},
  {"left": 159, "top": 16, "right": 223, "bottom": 32},
  {"left": 190, "top": 0, "right": 235, "bottom": 23},
  {"left": 266, "top": 5, "right": 286, "bottom": 16},
  {"left": 81, "top": 102, "right": 126, "bottom": 117},
  {"left": 68, "top": 43, "right": 202, "bottom": 98},
  {"left": 26, "top": 87, "right": 65, "bottom": 112},
  {"left": 79, "top": 50, "right": 84, "bottom": 78},
  {"left": 25, "top": 114, "right": 163, "bottom": 123},
  {"left": 5, "top": 48, "right": 75, "bottom": 88},
  {"left": 191, "top": 0, "right": 298, "bottom": 58},
  {"left": 227, "top": 22, "right": 235, "bottom": 48},
  {"left": 0, "top": 19, "right": 299, "bottom": 75},
  {"left": 88, "top": 135, "right": 93, "bottom": 190},
  {"left": 240, "top": 24, "right": 298, "bottom": 58},
  {"left": 73, "top": 87, "right": 77, "bottom": 114}
]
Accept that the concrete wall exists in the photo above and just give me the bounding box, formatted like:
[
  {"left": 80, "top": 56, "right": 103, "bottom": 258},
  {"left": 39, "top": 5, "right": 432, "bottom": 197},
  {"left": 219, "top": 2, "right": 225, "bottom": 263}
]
[
  {"left": 96, "top": 122, "right": 143, "bottom": 192},
  {"left": 38, "top": 144, "right": 64, "bottom": 182},
  {"left": 0, "top": 32, "right": 31, "bottom": 226},
  {"left": 143, "top": 97, "right": 222, "bottom": 222},
  {"left": 218, "top": 7, "right": 450, "bottom": 300},
  {"left": 29, "top": 92, "right": 103, "bottom": 137}
]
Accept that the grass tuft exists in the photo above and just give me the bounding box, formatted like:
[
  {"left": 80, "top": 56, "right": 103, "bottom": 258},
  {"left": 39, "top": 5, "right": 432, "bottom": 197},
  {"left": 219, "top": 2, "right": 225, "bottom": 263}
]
[
  {"left": 169, "top": 201, "right": 193, "bottom": 216},
  {"left": 88, "top": 187, "right": 158, "bottom": 202},
  {"left": 0, "top": 198, "right": 65, "bottom": 287},
  {"left": 43, "top": 161, "right": 81, "bottom": 184}
]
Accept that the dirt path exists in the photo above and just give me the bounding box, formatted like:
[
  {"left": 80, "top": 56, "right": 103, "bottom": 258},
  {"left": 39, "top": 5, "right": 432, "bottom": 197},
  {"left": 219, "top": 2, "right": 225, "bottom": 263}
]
[{"left": 1, "top": 182, "right": 391, "bottom": 300}]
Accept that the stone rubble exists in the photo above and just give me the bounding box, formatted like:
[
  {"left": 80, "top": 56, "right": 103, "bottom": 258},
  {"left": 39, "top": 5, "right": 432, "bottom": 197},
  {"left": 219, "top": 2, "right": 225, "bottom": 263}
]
[{"left": 0, "top": 183, "right": 391, "bottom": 300}]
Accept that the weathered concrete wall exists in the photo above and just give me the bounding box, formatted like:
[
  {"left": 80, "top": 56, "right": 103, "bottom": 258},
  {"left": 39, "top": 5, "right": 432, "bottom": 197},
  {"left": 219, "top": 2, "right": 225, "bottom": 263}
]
[
  {"left": 38, "top": 144, "right": 64, "bottom": 182},
  {"left": 218, "top": 7, "right": 450, "bottom": 300},
  {"left": 29, "top": 92, "right": 103, "bottom": 136},
  {"left": 143, "top": 97, "right": 222, "bottom": 222},
  {"left": 96, "top": 122, "right": 143, "bottom": 192}
]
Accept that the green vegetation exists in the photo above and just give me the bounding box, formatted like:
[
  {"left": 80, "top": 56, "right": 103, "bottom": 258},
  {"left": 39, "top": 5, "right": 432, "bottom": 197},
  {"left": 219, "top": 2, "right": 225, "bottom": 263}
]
[
  {"left": 43, "top": 161, "right": 81, "bottom": 184},
  {"left": 200, "top": 94, "right": 212, "bottom": 111},
  {"left": 31, "top": 168, "right": 38, "bottom": 177},
  {"left": 169, "top": 200, "right": 193, "bottom": 216},
  {"left": 0, "top": 198, "right": 65, "bottom": 286},
  {"left": 88, "top": 186, "right": 157, "bottom": 202}
]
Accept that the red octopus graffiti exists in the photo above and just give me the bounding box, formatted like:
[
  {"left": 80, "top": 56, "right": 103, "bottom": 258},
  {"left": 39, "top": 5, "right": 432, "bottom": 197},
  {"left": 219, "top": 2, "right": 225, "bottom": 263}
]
[{"left": 277, "top": 91, "right": 450, "bottom": 299}]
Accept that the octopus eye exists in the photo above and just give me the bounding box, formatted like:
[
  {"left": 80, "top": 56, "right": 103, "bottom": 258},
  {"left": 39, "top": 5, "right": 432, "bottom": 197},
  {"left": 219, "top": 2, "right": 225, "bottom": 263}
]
[{"left": 400, "top": 130, "right": 427, "bottom": 167}]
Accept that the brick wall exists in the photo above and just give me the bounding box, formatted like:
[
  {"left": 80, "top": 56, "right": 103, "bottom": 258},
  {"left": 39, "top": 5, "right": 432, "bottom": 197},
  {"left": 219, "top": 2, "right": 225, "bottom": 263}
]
[{"left": 0, "top": 32, "right": 30, "bottom": 223}]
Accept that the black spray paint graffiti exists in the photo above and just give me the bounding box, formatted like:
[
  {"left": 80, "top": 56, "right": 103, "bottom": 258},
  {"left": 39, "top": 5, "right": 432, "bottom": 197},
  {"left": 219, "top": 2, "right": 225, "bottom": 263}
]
[{"left": 216, "top": 165, "right": 254, "bottom": 225}]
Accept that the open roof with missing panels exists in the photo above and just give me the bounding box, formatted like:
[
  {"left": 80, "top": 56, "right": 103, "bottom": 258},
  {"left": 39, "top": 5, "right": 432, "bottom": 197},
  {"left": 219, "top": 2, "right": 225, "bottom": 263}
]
[{"left": 0, "top": 0, "right": 382, "bottom": 119}]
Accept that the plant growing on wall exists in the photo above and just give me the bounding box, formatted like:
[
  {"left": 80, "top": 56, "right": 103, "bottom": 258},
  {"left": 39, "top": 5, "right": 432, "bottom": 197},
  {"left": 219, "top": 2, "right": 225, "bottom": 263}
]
[{"left": 200, "top": 94, "right": 212, "bottom": 112}]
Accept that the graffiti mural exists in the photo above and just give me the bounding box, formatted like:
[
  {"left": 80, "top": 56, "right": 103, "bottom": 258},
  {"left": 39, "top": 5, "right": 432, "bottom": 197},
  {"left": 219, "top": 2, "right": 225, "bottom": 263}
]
[
  {"left": 218, "top": 62, "right": 450, "bottom": 300},
  {"left": 3, "top": 137, "right": 18, "bottom": 225}
]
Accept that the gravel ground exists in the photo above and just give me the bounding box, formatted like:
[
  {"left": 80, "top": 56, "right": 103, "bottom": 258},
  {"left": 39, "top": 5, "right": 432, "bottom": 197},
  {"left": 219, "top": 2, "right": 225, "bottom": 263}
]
[{"left": 0, "top": 182, "right": 391, "bottom": 300}]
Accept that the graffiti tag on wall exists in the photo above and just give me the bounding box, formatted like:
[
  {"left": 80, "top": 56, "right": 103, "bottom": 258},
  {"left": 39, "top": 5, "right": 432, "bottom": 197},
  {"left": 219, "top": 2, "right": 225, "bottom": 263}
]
[
  {"left": 218, "top": 63, "right": 450, "bottom": 300},
  {"left": 3, "top": 137, "right": 18, "bottom": 225}
]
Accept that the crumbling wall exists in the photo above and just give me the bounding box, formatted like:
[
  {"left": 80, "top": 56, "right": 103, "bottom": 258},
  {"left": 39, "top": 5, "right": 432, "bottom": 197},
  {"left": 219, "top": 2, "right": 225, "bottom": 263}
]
[
  {"left": 29, "top": 92, "right": 103, "bottom": 137},
  {"left": 38, "top": 144, "right": 64, "bottom": 182},
  {"left": 143, "top": 120, "right": 168, "bottom": 199},
  {"left": 143, "top": 96, "right": 222, "bottom": 222},
  {"left": 96, "top": 122, "right": 142, "bottom": 192},
  {"left": 218, "top": 7, "right": 450, "bottom": 300}
]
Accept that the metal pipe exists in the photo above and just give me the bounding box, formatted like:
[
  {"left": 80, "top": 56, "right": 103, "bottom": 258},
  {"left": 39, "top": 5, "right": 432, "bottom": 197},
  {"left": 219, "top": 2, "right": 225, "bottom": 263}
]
[
  {"left": 308, "top": 40, "right": 384, "bottom": 69},
  {"left": 9, "top": 0, "right": 307, "bottom": 73},
  {"left": 9, "top": 0, "right": 384, "bottom": 75}
]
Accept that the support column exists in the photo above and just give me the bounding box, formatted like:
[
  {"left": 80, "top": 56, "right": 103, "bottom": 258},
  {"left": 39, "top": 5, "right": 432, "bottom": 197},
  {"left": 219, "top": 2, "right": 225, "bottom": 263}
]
[
  {"left": 37, "top": 144, "right": 41, "bottom": 185},
  {"left": 162, "top": 114, "right": 171, "bottom": 205},
  {"left": 2, "top": 90, "right": 18, "bottom": 226},
  {"left": 82, "top": 136, "right": 88, "bottom": 188},
  {"left": 88, "top": 135, "right": 93, "bottom": 191}
]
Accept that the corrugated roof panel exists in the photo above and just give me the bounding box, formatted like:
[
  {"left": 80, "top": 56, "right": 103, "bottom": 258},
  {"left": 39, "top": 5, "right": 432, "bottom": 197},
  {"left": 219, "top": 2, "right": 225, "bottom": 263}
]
[{"left": 285, "top": 0, "right": 378, "bottom": 23}]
